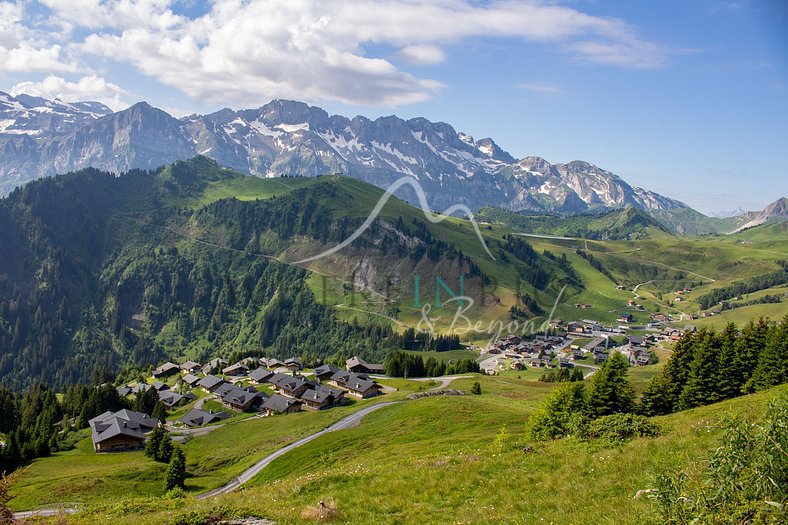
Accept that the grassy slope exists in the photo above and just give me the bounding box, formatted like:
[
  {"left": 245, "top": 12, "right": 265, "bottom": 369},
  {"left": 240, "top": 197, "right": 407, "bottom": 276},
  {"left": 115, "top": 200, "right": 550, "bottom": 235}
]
[
  {"left": 27, "top": 379, "right": 787, "bottom": 525},
  {"left": 478, "top": 206, "right": 673, "bottom": 240},
  {"left": 164, "top": 169, "right": 786, "bottom": 333},
  {"left": 9, "top": 378, "right": 424, "bottom": 510}
]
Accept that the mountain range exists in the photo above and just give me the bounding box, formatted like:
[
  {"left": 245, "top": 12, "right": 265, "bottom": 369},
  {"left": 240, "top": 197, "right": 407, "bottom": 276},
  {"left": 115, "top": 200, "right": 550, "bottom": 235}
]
[{"left": 0, "top": 91, "right": 785, "bottom": 234}]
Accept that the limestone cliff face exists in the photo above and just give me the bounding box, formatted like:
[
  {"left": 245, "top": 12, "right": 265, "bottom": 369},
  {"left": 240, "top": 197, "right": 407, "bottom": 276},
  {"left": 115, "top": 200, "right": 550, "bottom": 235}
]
[{"left": 0, "top": 94, "right": 690, "bottom": 218}]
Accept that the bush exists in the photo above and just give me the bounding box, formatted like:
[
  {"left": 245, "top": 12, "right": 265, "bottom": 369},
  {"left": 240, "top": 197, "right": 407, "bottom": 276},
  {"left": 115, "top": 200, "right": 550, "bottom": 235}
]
[
  {"left": 653, "top": 392, "right": 788, "bottom": 524},
  {"left": 580, "top": 413, "right": 661, "bottom": 446},
  {"left": 526, "top": 382, "right": 587, "bottom": 441},
  {"left": 471, "top": 382, "right": 482, "bottom": 395}
]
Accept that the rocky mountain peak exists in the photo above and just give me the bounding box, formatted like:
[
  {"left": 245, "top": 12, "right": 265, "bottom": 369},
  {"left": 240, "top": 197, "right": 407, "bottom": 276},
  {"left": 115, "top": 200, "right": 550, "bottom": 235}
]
[{"left": 474, "top": 137, "right": 516, "bottom": 164}]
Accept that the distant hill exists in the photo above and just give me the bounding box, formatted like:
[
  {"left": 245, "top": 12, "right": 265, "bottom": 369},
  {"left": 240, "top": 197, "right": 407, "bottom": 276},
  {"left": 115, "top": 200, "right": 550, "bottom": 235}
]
[
  {"left": 477, "top": 206, "right": 673, "bottom": 240},
  {"left": 731, "top": 197, "right": 788, "bottom": 233}
]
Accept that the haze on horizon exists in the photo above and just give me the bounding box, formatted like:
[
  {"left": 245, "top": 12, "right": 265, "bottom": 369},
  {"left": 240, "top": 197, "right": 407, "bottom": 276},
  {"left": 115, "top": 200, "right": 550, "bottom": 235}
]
[{"left": 1, "top": 0, "right": 786, "bottom": 214}]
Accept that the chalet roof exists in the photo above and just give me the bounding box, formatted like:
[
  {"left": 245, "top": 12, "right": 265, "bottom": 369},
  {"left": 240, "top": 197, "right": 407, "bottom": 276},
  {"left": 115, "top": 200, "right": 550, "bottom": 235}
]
[
  {"left": 214, "top": 382, "right": 238, "bottom": 397},
  {"left": 315, "top": 384, "right": 344, "bottom": 397},
  {"left": 202, "top": 358, "right": 228, "bottom": 373},
  {"left": 89, "top": 409, "right": 157, "bottom": 445},
  {"left": 263, "top": 394, "right": 302, "bottom": 413},
  {"left": 151, "top": 381, "right": 169, "bottom": 391},
  {"left": 345, "top": 377, "right": 381, "bottom": 394},
  {"left": 270, "top": 374, "right": 308, "bottom": 391},
  {"left": 299, "top": 388, "right": 333, "bottom": 403},
  {"left": 179, "top": 408, "right": 230, "bottom": 427},
  {"left": 221, "top": 387, "right": 266, "bottom": 407},
  {"left": 132, "top": 383, "right": 152, "bottom": 394},
  {"left": 266, "top": 372, "right": 290, "bottom": 384},
  {"left": 158, "top": 390, "right": 184, "bottom": 407},
  {"left": 116, "top": 386, "right": 132, "bottom": 397},
  {"left": 346, "top": 356, "right": 384, "bottom": 372},
  {"left": 329, "top": 371, "right": 370, "bottom": 384},
  {"left": 182, "top": 373, "right": 201, "bottom": 385},
  {"left": 180, "top": 360, "right": 201, "bottom": 370},
  {"left": 313, "top": 364, "right": 340, "bottom": 377},
  {"left": 222, "top": 363, "right": 249, "bottom": 375},
  {"left": 263, "top": 358, "right": 285, "bottom": 368},
  {"left": 197, "top": 374, "right": 224, "bottom": 391},
  {"left": 91, "top": 417, "right": 145, "bottom": 444},
  {"left": 284, "top": 357, "right": 303, "bottom": 366},
  {"left": 153, "top": 362, "right": 180, "bottom": 375},
  {"left": 250, "top": 367, "right": 274, "bottom": 383}
]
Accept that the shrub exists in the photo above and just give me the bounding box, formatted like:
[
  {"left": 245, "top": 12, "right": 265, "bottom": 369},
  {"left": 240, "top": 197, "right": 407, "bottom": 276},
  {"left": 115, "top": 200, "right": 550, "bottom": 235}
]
[
  {"left": 526, "top": 382, "right": 587, "bottom": 441},
  {"left": 581, "top": 413, "right": 661, "bottom": 446},
  {"left": 652, "top": 392, "right": 788, "bottom": 524},
  {"left": 471, "top": 382, "right": 482, "bottom": 395}
]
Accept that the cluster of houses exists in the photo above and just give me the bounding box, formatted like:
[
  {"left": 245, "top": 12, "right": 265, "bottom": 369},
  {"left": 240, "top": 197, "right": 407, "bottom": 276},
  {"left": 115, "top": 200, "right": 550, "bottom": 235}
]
[
  {"left": 484, "top": 316, "right": 685, "bottom": 371},
  {"left": 96, "top": 356, "right": 386, "bottom": 452},
  {"left": 486, "top": 334, "right": 568, "bottom": 371},
  {"left": 94, "top": 357, "right": 383, "bottom": 452}
]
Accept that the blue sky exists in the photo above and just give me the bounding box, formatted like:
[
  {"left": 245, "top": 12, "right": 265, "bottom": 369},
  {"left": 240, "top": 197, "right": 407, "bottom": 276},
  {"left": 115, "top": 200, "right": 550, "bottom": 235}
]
[{"left": 1, "top": 0, "right": 786, "bottom": 213}]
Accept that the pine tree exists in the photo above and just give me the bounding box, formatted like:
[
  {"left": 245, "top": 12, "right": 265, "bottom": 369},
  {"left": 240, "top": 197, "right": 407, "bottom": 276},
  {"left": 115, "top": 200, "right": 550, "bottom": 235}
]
[
  {"left": 144, "top": 426, "right": 164, "bottom": 461},
  {"left": 471, "top": 382, "right": 482, "bottom": 395},
  {"left": 164, "top": 446, "right": 186, "bottom": 492},
  {"left": 0, "top": 387, "right": 18, "bottom": 434},
  {"left": 664, "top": 330, "right": 697, "bottom": 387},
  {"left": 586, "top": 351, "right": 635, "bottom": 417},
  {"left": 638, "top": 372, "right": 676, "bottom": 416},
  {"left": 748, "top": 315, "right": 788, "bottom": 391},
  {"left": 679, "top": 329, "right": 722, "bottom": 410},
  {"left": 716, "top": 322, "right": 746, "bottom": 399},
  {"left": 736, "top": 317, "right": 769, "bottom": 387},
  {"left": 157, "top": 432, "right": 174, "bottom": 463},
  {"left": 526, "top": 382, "right": 587, "bottom": 440},
  {"left": 152, "top": 401, "right": 167, "bottom": 424}
]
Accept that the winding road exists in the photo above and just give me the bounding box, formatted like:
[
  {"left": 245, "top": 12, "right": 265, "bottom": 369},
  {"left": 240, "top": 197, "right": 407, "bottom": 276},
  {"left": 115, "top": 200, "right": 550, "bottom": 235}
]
[{"left": 195, "top": 401, "right": 399, "bottom": 499}]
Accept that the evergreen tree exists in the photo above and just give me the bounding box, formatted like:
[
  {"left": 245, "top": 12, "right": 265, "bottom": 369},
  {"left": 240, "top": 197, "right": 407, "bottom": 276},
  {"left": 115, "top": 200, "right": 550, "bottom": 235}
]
[
  {"left": 586, "top": 351, "right": 635, "bottom": 417},
  {"left": 144, "top": 426, "right": 165, "bottom": 461},
  {"left": 735, "top": 317, "right": 769, "bottom": 386},
  {"left": 157, "top": 432, "right": 174, "bottom": 464},
  {"left": 748, "top": 315, "right": 788, "bottom": 391},
  {"left": 151, "top": 401, "right": 167, "bottom": 424},
  {"left": 638, "top": 373, "right": 677, "bottom": 416},
  {"left": 164, "top": 446, "right": 186, "bottom": 492},
  {"left": 133, "top": 387, "right": 158, "bottom": 416},
  {"left": 663, "top": 330, "right": 696, "bottom": 386},
  {"left": 471, "top": 382, "right": 482, "bottom": 395},
  {"left": 0, "top": 387, "right": 18, "bottom": 434},
  {"left": 679, "top": 329, "right": 722, "bottom": 410},
  {"left": 526, "top": 382, "right": 587, "bottom": 440},
  {"left": 716, "top": 322, "right": 745, "bottom": 399}
]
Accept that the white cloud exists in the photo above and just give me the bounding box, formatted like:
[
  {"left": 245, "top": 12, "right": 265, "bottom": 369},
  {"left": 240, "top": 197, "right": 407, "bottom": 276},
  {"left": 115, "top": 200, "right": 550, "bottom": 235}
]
[
  {"left": 0, "top": 43, "right": 79, "bottom": 73},
  {"left": 517, "top": 83, "right": 563, "bottom": 94},
  {"left": 397, "top": 45, "right": 446, "bottom": 65},
  {"left": 5, "top": 0, "right": 669, "bottom": 107},
  {"left": 0, "top": 1, "right": 25, "bottom": 48},
  {"left": 10, "top": 75, "right": 130, "bottom": 111}
]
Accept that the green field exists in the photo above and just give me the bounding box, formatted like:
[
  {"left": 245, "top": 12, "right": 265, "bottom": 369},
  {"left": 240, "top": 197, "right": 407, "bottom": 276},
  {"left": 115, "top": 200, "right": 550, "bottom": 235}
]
[{"left": 13, "top": 377, "right": 786, "bottom": 525}]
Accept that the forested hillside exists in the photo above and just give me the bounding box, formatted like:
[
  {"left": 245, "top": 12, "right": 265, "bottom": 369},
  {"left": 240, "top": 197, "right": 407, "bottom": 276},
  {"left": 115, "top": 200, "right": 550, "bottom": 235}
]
[{"left": 0, "top": 157, "right": 569, "bottom": 389}]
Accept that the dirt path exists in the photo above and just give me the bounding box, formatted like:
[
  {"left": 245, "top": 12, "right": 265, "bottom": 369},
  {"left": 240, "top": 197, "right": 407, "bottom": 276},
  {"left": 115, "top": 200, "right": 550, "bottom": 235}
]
[{"left": 411, "top": 375, "right": 472, "bottom": 390}]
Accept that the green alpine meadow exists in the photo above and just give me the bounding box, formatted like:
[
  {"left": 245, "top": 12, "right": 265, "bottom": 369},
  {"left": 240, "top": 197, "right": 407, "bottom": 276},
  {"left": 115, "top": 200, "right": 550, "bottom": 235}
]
[{"left": 1, "top": 2, "right": 787, "bottom": 523}]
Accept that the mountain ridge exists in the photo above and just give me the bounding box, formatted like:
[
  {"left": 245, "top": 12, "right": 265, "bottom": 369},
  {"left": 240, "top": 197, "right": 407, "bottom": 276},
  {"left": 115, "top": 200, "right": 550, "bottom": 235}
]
[{"left": 1, "top": 93, "right": 783, "bottom": 235}]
